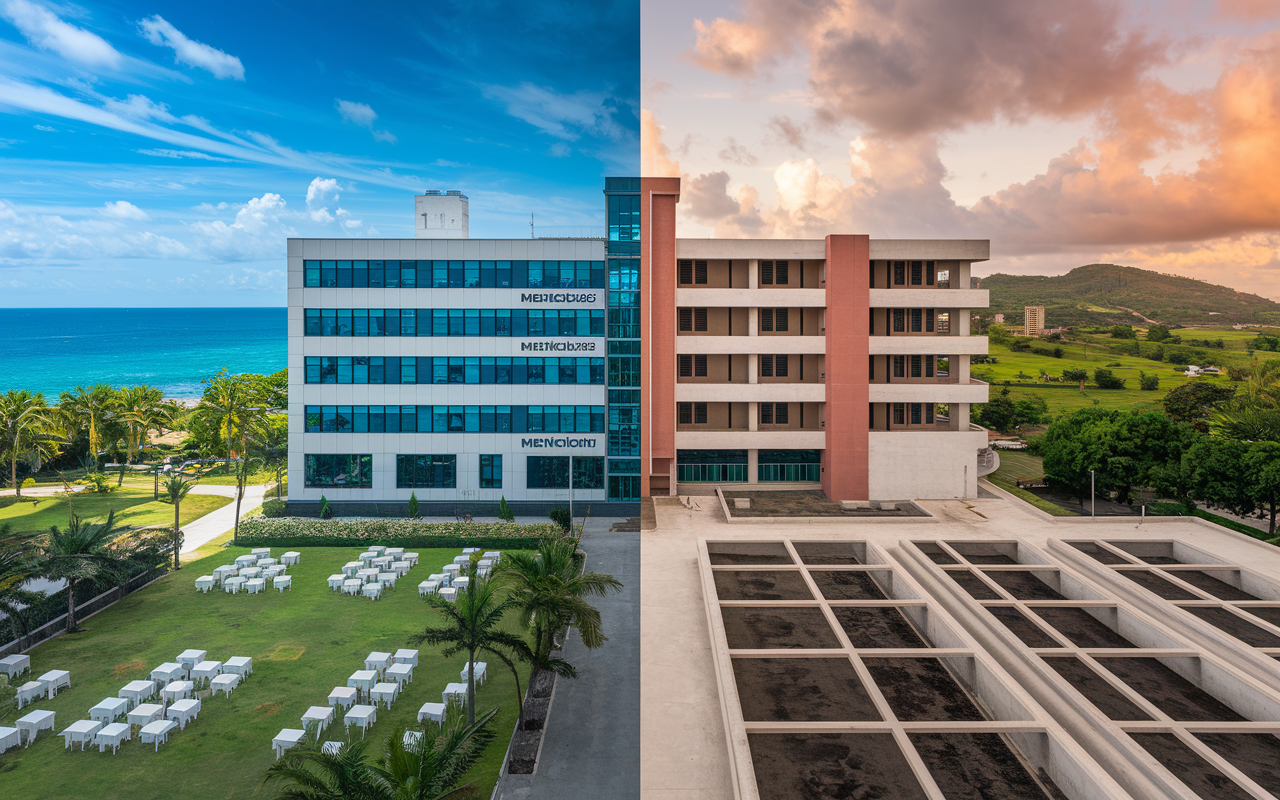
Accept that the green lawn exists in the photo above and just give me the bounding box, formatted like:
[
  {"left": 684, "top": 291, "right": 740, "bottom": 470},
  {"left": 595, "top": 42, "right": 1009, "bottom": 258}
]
[
  {"left": 986, "top": 451, "right": 1077, "bottom": 517},
  {"left": 0, "top": 489, "right": 232, "bottom": 536},
  {"left": 0, "top": 545, "right": 528, "bottom": 799}
]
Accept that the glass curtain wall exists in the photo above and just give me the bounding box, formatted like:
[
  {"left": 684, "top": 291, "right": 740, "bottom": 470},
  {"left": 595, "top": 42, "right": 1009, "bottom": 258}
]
[{"left": 604, "top": 178, "right": 642, "bottom": 502}]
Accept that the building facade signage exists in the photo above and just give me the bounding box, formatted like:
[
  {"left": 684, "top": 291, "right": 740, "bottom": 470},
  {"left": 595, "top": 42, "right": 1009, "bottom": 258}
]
[
  {"left": 520, "top": 340, "right": 598, "bottom": 352},
  {"left": 520, "top": 293, "right": 597, "bottom": 304},
  {"left": 521, "top": 437, "right": 598, "bottom": 448}
]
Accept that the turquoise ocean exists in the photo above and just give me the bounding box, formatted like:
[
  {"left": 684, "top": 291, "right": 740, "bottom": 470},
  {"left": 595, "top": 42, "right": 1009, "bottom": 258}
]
[{"left": 0, "top": 308, "right": 287, "bottom": 401}]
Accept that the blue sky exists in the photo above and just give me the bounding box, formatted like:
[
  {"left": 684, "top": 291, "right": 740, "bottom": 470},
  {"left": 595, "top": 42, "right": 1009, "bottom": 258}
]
[{"left": 0, "top": 0, "right": 640, "bottom": 306}]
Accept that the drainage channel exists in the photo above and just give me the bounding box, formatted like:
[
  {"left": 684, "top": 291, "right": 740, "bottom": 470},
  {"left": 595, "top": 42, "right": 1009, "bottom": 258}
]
[
  {"left": 699, "top": 539, "right": 1132, "bottom": 800},
  {"left": 911, "top": 538, "right": 1280, "bottom": 800}
]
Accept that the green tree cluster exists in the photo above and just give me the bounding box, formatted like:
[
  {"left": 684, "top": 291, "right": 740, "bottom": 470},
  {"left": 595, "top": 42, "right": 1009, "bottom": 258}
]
[{"left": 974, "top": 388, "right": 1048, "bottom": 432}]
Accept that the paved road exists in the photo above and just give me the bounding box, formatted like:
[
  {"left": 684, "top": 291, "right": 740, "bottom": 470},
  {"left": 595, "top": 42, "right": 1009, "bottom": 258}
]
[
  {"left": 498, "top": 518, "right": 640, "bottom": 800},
  {"left": 180, "top": 484, "right": 268, "bottom": 554}
]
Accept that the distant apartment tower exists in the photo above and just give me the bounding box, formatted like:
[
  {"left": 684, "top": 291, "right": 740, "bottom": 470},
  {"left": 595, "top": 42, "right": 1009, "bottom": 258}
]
[
  {"left": 414, "top": 191, "right": 469, "bottom": 239},
  {"left": 1025, "top": 306, "right": 1045, "bottom": 337}
]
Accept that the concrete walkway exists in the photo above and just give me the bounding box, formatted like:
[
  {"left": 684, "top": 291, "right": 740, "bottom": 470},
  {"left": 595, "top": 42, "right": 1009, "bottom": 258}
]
[
  {"left": 498, "top": 518, "right": 640, "bottom": 800},
  {"left": 0, "top": 485, "right": 86, "bottom": 497},
  {"left": 180, "top": 484, "right": 268, "bottom": 553}
]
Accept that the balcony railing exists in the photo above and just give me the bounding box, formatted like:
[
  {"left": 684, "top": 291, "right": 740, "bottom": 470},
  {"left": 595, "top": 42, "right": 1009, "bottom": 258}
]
[
  {"left": 676, "top": 464, "right": 747, "bottom": 482},
  {"left": 759, "top": 463, "right": 821, "bottom": 482}
]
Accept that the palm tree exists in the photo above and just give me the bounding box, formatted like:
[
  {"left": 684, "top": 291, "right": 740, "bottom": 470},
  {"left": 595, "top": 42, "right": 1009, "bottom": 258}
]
[
  {"left": 58, "top": 384, "right": 119, "bottom": 470},
  {"left": 0, "top": 523, "right": 44, "bottom": 637},
  {"left": 193, "top": 369, "right": 261, "bottom": 468},
  {"left": 411, "top": 561, "right": 531, "bottom": 725},
  {"left": 261, "top": 710, "right": 498, "bottom": 800},
  {"left": 0, "top": 390, "right": 62, "bottom": 498},
  {"left": 162, "top": 473, "right": 193, "bottom": 570},
  {"left": 116, "top": 385, "right": 170, "bottom": 486},
  {"left": 42, "top": 510, "right": 127, "bottom": 631},
  {"left": 499, "top": 539, "right": 623, "bottom": 678}
]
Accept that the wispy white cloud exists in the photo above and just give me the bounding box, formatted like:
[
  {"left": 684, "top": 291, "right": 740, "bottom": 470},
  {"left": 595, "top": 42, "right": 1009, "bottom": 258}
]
[
  {"left": 0, "top": 0, "right": 121, "bottom": 69},
  {"left": 335, "top": 99, "right": 397, "bottom": 144},
  {"left": 137, "top": 15, "right": 244, "bottom": 80},
  {"left": 134, "top": 148, "right": 233, "bottom": 162},
  {"left": 100, "top": 200, "right": 148, "bottom": 220},
  {"left": 32, "top": 123, "right": 55, "bottom": 131},
  {"left": 482, "top": 82, "right": 623, "bottom": 141}
]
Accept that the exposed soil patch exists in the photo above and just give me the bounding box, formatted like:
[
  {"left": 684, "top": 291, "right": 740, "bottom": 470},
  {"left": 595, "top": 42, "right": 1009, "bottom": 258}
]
[
  {"left": 863, "top": 658, "right": 985, "bottom": 721},
  {"left": 947, "top": 570, "right": 1003, "bottom": 600},
  {"left": 948, "top": 542, "right": 1019, "bottom": 564},
  {"left": 915, "top": 541, "right": 958, "bottom": 565},
  {"left": 809, "top": 570, "right": 888, "bottom": 601},
  {"left": 910, "top": 732, "right": 1067, "bottom": 800},
  {"left": 265, "top": 645, "right": 305, "bottom": 661},
  {"left": 1112, "top": 541, "right": 1182, "bottom": 564},
  {"left": 111, "top": 660, "right": 146, "bottom": 679},
  {"left": 723, "top": 489, "right": 926, "bottom": 517},
  {"left": 720, "top": 607, "right": 841, "bottom": 650},
  {"left": 792, "top": 541, "right": 865, "bottom": 565},
  {"left": 1069, "top": 541, "right": 1132, "bottom": 565},
  {"left": 1130, "top": 733, "right": 1254, "bottom": 800},
  {"left": 748, "top": 733, "right": 929, "bottom": 800},
  {"left": 253, "top": 702, "right": 283, "bottom": 718},
  {"left": 832, "top": 607, "right": 927, "bottom": 648},
  {"left": 1095, "top": 658, "right": 1245, "bottom": 721},
  {"left": 1116, "top": 570, "right": 1200, "bottom": 600},
  {"left": 732, "top": 657, "right": 881, "bottom": 721},
  {"left": 1181, "top": 606, "right": 1280, "bottom": 647},
  {"left": 713, "top": 570, "right": 813, "bottom": 601},
  {"left": 1032, "top": 607, "right": 1135, "bottom": 648},
  {"left": 707, "top": 542, "right": 792, "bottom": 565},
  {"left": 1168, "top": 571, "right": 1258, "bottom": 601},
  {"left": 1195, "top": 732, "right": 1280, "bottom": 795},
  {"left": 1243, "top": 606, "right": 1280, "bottom": 628},
  {"left": 988, "top": 607, "right": 1062, "bottom": 648},
  {"left": 1042, "top": 657, "right": 1153, "bottom": 720},
  {"left": 982, "top": 571, "right": 1065, "bottom": 601}
]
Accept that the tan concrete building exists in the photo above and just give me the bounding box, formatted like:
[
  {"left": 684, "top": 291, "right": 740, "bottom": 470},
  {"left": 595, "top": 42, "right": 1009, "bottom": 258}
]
[{"left": 1025, "top": 305, "right": 1045, "bottom": 337}]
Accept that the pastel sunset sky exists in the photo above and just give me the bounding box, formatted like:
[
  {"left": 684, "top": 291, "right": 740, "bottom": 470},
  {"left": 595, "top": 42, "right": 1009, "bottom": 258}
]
[{"left": 642, "top": 0, "right": 1280, "bottom": 299}]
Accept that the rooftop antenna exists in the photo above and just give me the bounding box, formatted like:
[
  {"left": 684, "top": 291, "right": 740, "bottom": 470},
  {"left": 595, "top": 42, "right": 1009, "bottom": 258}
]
[{"left": 530, "top": 213, "right": 535, "bottom": 239}]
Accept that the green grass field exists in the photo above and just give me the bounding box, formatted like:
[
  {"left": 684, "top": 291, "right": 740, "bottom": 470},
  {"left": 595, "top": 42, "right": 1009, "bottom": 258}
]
[
  {"left": 985, "top": 451, "right": 1076, "bottom": 516},
  {"left": 0, "top": 489, "right": 232, "bottom": 536},
  {"left": 0, "top": 544, "right": 529, "bottom": 799}
]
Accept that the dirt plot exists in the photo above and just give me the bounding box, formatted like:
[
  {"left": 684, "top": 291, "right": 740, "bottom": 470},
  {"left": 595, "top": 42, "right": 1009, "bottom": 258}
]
[
  {"left": 713, "top": 570, "right": 813, "bottom": 601},
  {"left": 982, "top": 570, "right": 1066, "bottom": 600},
  {"left": 948, "top": 542, "right": 1019, "bottom": 564},
  {"left": 989, "top": 607, "right": 1063, "bottom": 648},
  {"left": 1043, "top": 657, "right": 1154, "bottom": 720},
  {"left": 863, "top": 658, "right": 985, "bottom": 721},
  {"left": 1169, "top": 571, "right": 1259, "bottom": 601},
  {"left": 1195, "top": 732, "right": 1280, "bottom": 795},
  {"left": 1243, "top": 606, "right": 1280, "bottom": 628},
  {"left": 748, "top": 733, "right": 929, "bottom": 800},
  {"left": 720, "top": 607, "right": 842, "bottom": 650},
  {"left": 910, "top": 732, "right": 1068, "bottom": 800},
  {"left": 792, "top": 541, "right": 865, "bottom": 565},
  {"left": 1181, "top": 606, "right": 1280, "bottom": 647},
  {"left": 915, "top": 541, "right": 959, "bottom": 564},
  {"left": 732, "top": 657, "right": 881, "bottom": 722},
  {"left": 1116, "top": 570, "right": 1201, "bottom": 600},
  {"left": 707, "top": 541, "right": 793, "bottom": 565},
  {"left": 1070, "top": 541, "right": 1133, "bottom": 565},
  {"left": 723, "top": 489, "right": 925, "bottom": 518},
  {"left": 948, "top": 570, "right": 1004, "bottom": 600},
  {"left": 1130, "top": 733, "right": 1255, "bottom": 800},
  {"left": 809, "top": 570, "right": 889, "bottom": 601},
  {"left": 832, "top": 607, "right": 928, "bottom": 648},
  {"left": 1031, "top": 607, "right": 1136, "bottom": 648},
  {"left": 1095, "top": 658, "right": 1246, "bottom": 721}
]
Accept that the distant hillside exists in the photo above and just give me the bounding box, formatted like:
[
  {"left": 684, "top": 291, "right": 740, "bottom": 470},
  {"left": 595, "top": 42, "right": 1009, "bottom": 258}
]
[{"left": 979, "top": 264, "right": 1280, "bottom": 328}]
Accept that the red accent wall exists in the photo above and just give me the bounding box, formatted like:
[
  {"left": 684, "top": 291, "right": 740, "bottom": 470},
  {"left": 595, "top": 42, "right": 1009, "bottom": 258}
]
[
  {"left": 641, "top": 177, "right": 680, "bottom": 497},
  {"left": 822, "top": 234, "right": 871, "bottom": 501}
]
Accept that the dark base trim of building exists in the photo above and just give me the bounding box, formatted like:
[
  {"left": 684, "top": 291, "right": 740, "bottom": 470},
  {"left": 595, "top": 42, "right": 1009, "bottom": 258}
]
[{"left": 283, "top": 500, "right": 641, "bottom": 519}]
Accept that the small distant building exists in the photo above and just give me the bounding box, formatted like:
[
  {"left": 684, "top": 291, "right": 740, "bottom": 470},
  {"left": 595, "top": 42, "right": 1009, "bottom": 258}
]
[
  {"left": 1024, "top": 306, "right": 1045, "bottom": 337},
  {"left": 993, "top": 313, "right": 1005, "bottom": 324},
  {"left": 414, "top": 190, "right": 469, "bottom": 238}
]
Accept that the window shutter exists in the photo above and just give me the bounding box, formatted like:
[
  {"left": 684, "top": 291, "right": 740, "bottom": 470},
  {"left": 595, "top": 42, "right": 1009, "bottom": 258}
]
[
  {"left": 679, "top": 354, "right": 692, "bottom": 377},
  {"left": 893, "top": 261, "right": 906, "bottom": 285},
  {"left": 775, "top": 261, "right": 789, "bottom": 285},
  {"left": 775, "top": 403, "right": 789, "bottom": 424},
  {"left": 760, "top": 308, "right": 773, "bottom": 331},
  {"left": 775, "top": 308, "right": 789, "bottom": 331},
  {"left": 694, "top": 403, "right": 707, "bottom": 424},
  {"left": 926, "top": 308, "right": 935, "bottom": 332},
  {"left": 678, "top": 402, "right": 692, "bottom": 424},
  {"left": 761, "top": 354, "right": 773, "bottom": 377},
  {"left": 761, "top": 261, "right": 774, "bottom": 285},
  {"left": 695, "top": 260, "right": 708, "bottom": 284},
  {"left": 679, "top": 260, "right": 692, "bottom": 284},
  {"left": 679, "top": 308, "right": 692, "bottom": 331},
  {"left": 694, "top": 354, "right": 707, "bottom": 376},
  {"left": 694, "top": 308, "right": 708, "bottom": 331},
  {"left": 760, "top": 403, "right": 773, "bottom": 424},
  {"left": 910, "top": 261, "right": 923, "bottom": 285},
  {"left": 776, "top": 355, "right": 789, "bottom": 377}
]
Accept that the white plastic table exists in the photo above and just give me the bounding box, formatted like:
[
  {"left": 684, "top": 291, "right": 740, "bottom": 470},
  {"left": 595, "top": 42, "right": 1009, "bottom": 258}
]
[
  {"left": 177, "top": 649, "right": 207, "bottom": 667},
  {"left": 301, "top": 705, "right": 334, "bottom": 735},
  {"left": 240, "top": 566, "right": 263, "bottom": 580},
  {"left": 213, "top": 565, "right": 238, "bottom": 583},
  {"left": 263, "top": 565, "right": 286, "bottom": 580},
  {"left": 245, "top": 578, "right": 267, "bottom": 594},
  {"left": 328, "top": 574, "right": 346, "bottom": 591},
  {"left": 344, "top": 704, "right": 377, "bottom": 738},
  {"left": 342, "top": 561, "right": 362, "bottom": 576},
  {"left": 365, "top": 652, "right": 392, "bottom": 673},
  {"left": 0, "top": 654, "right": 31, "bottom": 678},
  {"left": 452, "top": 554, "right": 471, "bottom": 565},
  {"left": 211, "top": 673, "right": 240, "bottom": 697},
  {"left": 167, "top": 698, "right": 200, "bottom": 729},
  {"left": 273, "top": 728, "right": 306, "bottom": 759},
  {"left": 385, "top": 547, "right": 404, "bottom": 556},
  {"left": 359, "top": 551, "right": 378, "bottom": 563},
  {"left": 120, "top": 680, "right": 158, "bottom": 707},
  {"left": 442, "top": 682, "right": 467, "bottom": 706},
  {"left": 224, "top": 577, "right": 247, "bottom": 593},
  {"left": 257, "top": 557, "right": 278, "bottom": 568},
  {"left": 429, "top": 572, "right": 449, "bottom": 586},
  {"left": 370, "top": 682, "right": 399, "bottom": 708},
  {"left": 347, "top": 670, "right": 377, "bottom": 697},
  {"left": 462, "top": 547, "right": 480, "bottom": 554},
  {"left": 191, "top": 660, "right": 222, "bottom": 685},
  {"left": 386, "top": 663, "right": 414, "bottom": 687},
  {"left": 442, "top": 564, "right": 461, "bottom": 577},
  {"left": 378, "top": 571, "right": 398, "bottom": 588},
  {"left": 162, "top": 680, "right": 195, "bottom": 704},
  {"left": 483, "top": 551, "right": 502, "bottom": 561},
  {"left": 368, "top": 545, "right": 387, "bottom": 554},
  {"left": 362, "top": 582, "right": 382, "bottom": 600},
  {"left": 274, "top": 575, "right": 292, "bottom": 592},
  {"left": 16, "top": 681, "right": 44, "bottom": 708},
  {"left": 15, "top": 710, "right": 54, "bottom": 746},
  {"left": 372, "top": 556, "right": 393, "bottom": 570},
  {"left": 151, "top": 662, "right": 186, "bottom": 683},
  {"left": 140, "top": 719, "right": 177, "bottom": 751},
  {"left": 391, "top": 560, "right": 412, "bottom": 576},
  {"left": 60, "top": 719, "right": 103, "bottom": 751},
  {"left": 417, "top": 702, "right": 445, "bottom": 723},
  {"left": 281, "top": 551, "right": 301, "bottom": 566},
  {"left": 357, "top": 568, "right": 380, "bottom": 583},
  {"left": 38, "top": 669, "right": 70, "bottom": 697},
  {"left": 94, "top": 722, "right": 131, "bottom": 753},
  {"left": 0, "top": 726, "right": 19, "bottom": 754},
  {"left": 195, "top": 575, "right": 215, "bottom": 593},
  {"left": 403, "top": 552, "right": 419, "bottom": 566},
  {"left": 251, "top": 547, "right": 271, "bottom": 557},
  {"left": 342, "top": 579, "right": 362, "bottom": 596},
  {"left": 453, "top": 577, "right": 471, "bottom": 591},
  {"left": 225, "top": 656, "right": 253, "bottom": 678},
  {"left": 393, "top": 648, "right": 419, "bottom": 666},
  {"left": 419, "top": 580, "right": 439, "bottom": 596},
  {"left": 460, "top": 662, "right": 488, "bottom": 685},
  {"left": 235, "top": 554, "right": 257, "bottom": 567},
  {"left": 439, "top": 587, "right": 457, "bottom": 603},
  {"left": 127, "top": 703, "right": 164, "bottom": 728},
  {"left": 328, "top": 686, "right": 357, "bottom": 709},
  {"left": 89, "top": 697, "right": 130, "bottom": 723}
]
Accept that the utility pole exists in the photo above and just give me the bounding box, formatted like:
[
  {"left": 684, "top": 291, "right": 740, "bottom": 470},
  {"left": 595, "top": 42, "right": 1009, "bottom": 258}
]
[
  {"left": 530, "top": 213, "right": 535, "bottom": 239},
  {"left": 1091, "top": 469, "right": 1096, "bottom": 518},
  {"left": 568, "top": 455, "right": 574, "bottom": 529}
]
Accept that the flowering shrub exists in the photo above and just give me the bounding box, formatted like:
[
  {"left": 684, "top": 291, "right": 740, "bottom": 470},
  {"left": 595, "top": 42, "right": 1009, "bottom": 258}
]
[{"left": 236, "top": 517, "right": 558, "bottom": 549}]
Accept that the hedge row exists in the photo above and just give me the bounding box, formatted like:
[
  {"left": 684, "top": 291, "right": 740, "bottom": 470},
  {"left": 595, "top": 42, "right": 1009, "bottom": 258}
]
[{"left": 234, "top": 516, "right": 561, "bottom": 549}]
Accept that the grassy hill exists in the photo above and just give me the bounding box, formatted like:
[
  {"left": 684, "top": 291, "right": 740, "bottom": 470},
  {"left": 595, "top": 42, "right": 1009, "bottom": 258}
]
[{"left": 980, "top": 263, "right": 1280, "bottom": 328}]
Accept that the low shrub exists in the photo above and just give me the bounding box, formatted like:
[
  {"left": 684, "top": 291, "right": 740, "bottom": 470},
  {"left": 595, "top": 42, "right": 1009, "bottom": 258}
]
[
  {"left": 1094, "top": 368, "right": 1127, "bottom": 390},
  {"left": 235, "top": 516, "right": 559, "bottom": 549},
  {"left": 1139, "top": 372, "right": 1160, "bottom": 391},
  {"left": 260, "top": 499, "right": 288, "bottom": 518},
  {"left": 550, "top": 506, "right": 571, "bottom": 532},
  {"left": 21, "top": 477, "right": 35, "bottom": 489}
]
